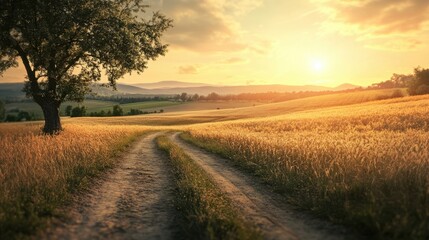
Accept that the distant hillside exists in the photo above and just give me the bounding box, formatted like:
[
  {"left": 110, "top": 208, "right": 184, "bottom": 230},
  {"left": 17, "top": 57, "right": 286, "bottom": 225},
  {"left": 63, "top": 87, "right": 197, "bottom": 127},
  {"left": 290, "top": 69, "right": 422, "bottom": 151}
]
[
  {"left": 91, "top": 83, "right": 148, "bottom": 95},
  {"left": 133, "top": 81, "right": 214, "bottom": 89},
  {"left": 0, "top": 82, "right": 361, "bottom": 100},
  {"left": 0, "top": 83, "right": 152, "bottom": 99},
  {"left": 334, "top": 83, "right": 362, "bottom": 91},
  {"left": 132, "top": 83, "right": 361, "bottom": 95},
  {"left": 0, "top": 83, "right": 25, "bottom": 100}
]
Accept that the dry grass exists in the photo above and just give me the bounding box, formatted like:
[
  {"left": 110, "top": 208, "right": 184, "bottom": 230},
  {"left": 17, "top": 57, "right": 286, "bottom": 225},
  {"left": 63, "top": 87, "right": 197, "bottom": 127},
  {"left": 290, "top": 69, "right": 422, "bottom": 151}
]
[
  {"left": 0, "top": 123, "right": 147, "bottom": 238},
  {"left": 183, "top": 94, "right": 429, "bottom": 239},
  {"left": 156, "top": 135, "right": 261, "bottom": 240}
]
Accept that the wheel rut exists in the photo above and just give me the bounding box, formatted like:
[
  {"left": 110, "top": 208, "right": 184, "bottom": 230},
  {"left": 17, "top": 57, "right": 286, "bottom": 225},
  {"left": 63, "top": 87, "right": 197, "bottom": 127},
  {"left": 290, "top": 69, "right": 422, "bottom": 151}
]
[
  {"left": 41, "top": 132, "right": 178, "bottom": 240},
  {"left": 170, "top": 132, "right": 359, "bottom": 240}
]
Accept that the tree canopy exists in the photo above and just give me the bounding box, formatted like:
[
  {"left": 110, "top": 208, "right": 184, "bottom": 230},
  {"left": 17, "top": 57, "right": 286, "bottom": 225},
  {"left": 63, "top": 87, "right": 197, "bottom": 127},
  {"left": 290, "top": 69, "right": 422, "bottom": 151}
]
[
  {"left": 409, "top": 67, "right": 429, "bottom": 95},
  {"left": 0, "top": 0, "right": 172, "bottom": 133}
]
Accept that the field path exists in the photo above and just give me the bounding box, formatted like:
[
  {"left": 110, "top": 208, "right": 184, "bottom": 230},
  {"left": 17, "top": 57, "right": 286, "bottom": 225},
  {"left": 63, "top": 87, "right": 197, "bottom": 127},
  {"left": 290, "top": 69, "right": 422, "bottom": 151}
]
[
  {"left": 170, "top": 132, "right": 358, "bottom": 240},
  {"left": 42, "top": 132, "right": 178, "bottom": 240}
]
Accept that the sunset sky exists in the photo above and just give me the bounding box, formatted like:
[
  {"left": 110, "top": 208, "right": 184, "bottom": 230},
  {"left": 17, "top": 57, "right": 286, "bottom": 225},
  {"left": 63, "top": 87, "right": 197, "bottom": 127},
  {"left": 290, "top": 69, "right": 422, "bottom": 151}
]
[{"left": 2, "top": 0, "right": 429, "bottom": 87}]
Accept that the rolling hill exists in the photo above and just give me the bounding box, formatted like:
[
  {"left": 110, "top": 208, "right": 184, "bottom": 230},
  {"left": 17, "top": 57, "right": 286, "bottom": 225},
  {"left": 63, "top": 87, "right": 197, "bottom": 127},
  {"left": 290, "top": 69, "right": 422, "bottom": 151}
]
[
  {"left": 0, "top": 81, "right": 361, "bottom": 100},
  {"left": 67, "top": 88, "right": 406, "bottom": 126}
]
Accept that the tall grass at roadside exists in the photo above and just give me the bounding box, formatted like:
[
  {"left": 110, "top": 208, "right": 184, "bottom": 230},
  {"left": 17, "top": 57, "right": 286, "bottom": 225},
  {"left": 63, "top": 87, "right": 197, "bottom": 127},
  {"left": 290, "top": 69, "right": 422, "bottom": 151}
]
[
  {"left": 182, "top": 95, "right": 429, "bottom": 239},
  {"left": 0, "top": 123, "right": 146, "bottom": 239},
  {"left": 156, "top": 135, "right": 261, "bottom": 240}
]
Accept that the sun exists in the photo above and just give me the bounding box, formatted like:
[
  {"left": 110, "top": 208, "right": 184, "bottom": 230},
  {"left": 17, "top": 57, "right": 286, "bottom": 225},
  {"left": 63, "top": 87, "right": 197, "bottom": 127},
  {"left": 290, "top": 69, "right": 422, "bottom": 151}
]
[{"left": 310, "top": 59, "right": 325, "bottom": 73}]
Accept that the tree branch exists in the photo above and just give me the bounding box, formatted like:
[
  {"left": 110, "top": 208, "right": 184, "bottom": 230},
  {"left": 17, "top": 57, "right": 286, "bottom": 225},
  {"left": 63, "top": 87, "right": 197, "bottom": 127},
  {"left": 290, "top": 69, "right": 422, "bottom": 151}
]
[
  {"left": 8, "top": 34, "right": 42, "bottom": 100},
  {"left": 9, "top": 35, "right": 35, "bottom": 81}
]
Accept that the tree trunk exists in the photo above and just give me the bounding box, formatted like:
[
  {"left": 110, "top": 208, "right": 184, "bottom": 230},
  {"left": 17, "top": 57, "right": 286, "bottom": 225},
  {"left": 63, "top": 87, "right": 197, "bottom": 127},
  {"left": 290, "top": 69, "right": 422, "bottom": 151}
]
[{"left": 40, "top": 101, "right": 62, "bottom": 134}]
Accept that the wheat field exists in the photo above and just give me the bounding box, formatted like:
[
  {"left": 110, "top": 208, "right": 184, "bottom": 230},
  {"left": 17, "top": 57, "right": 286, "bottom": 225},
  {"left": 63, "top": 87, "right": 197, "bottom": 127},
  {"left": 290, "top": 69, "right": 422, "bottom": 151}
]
[
  {"left": 1, "top": 91, "right": 428, "bottom": 238},
  {"left": 183, "top": 95, "right": 429, "bottom": 238},
  {"left": 0, "top": 123, "right": 147, "bottom": 237}
]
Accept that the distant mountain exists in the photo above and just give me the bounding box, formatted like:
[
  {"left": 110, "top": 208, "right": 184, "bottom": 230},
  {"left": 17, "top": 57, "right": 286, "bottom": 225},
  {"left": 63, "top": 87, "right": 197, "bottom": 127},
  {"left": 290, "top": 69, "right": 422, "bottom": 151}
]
[
  {"left": 133, "top": 81, "right": 213, "bottom": 89},
  {"left": 132, "top": 84, "right": 361, "bottom": 95},
  {"left": 91, "top": 83, "right": 148, "bottom": 95},
  {"left": 334, "top": 83, "right": 361, "bottom": 91},
  {"left": 116, "top": 84, "right": 148, "bottom": 93},
  {"left": 131, "top": 81, "right": 361, "bottom": 94}
]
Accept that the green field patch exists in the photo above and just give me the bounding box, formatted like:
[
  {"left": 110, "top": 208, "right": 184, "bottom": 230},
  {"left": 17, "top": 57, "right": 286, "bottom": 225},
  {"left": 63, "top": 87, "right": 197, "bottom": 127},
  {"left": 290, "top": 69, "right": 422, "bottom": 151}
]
[{"left": 5, "top": 100, "right": 181, "bottom": 119}]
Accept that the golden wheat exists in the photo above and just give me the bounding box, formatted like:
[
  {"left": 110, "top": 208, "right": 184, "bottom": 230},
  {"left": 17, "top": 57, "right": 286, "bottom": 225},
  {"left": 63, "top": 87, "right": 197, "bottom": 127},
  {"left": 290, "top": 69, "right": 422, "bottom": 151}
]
[
  {"left": 185, "top": 95, "right": 429, "bottom": 238},
  {"left": 0, "top": 123, "right": 147, "bottom": 236}
]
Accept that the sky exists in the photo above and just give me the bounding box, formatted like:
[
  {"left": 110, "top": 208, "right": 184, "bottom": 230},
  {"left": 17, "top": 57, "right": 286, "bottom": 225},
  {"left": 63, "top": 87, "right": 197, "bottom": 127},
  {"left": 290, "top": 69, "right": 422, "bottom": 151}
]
[{"left": 2, "top": 0, "right": 429, "bottom": 87}]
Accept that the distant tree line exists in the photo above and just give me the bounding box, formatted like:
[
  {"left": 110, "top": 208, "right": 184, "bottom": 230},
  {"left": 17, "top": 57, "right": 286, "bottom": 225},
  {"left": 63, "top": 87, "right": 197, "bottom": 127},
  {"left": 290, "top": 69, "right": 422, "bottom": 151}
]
[
  {"left": 63, "top": 105, "right": 164, "bottom": 118},
  {"left": 0, "top": 100, "right": 5, "bottom": 122},
  {"left": 86, "top": 95, "right": 172, "bottom": 104},
  {"left": 370, "top": 67, "right": 429, "bottom": 96},
  {"left": 171, "top": 89, "right": 365, "bottom": 103},
  {"left": 3, "top": 109, "right": 36, "bottom": 122},
  {"left": 95, "top": 91, "right": 339, "bottom": 103}
]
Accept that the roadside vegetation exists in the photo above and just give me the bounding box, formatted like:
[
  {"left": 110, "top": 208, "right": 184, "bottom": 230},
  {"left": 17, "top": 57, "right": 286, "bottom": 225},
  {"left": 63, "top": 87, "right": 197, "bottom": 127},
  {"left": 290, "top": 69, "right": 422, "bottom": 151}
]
[
  {"left": 0, "top": 124, "right": 146, "bottom": 239},
  {"left": 156, "top": 135, "right": 261, "bottom": 240},
  {"left": 181, "top": 94, "right": 429, "bottom": 239}
]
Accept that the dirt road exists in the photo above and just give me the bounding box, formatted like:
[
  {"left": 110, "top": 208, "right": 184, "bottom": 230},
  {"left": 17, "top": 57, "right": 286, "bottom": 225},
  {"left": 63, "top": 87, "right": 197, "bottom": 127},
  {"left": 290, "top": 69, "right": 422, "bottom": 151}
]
[
  {"left": 170, "top": 132, "right": 358, "bottom": 240},
  {"left": 40, "top": 131, "right": 358, "bottom": 240},
  {"left": 42, "top": 133, "right": 178, "bottom": 240}
]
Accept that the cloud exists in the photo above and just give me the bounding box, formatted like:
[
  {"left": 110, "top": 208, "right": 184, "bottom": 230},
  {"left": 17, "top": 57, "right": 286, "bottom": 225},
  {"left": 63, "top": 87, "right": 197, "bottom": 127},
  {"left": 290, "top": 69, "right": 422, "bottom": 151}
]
[
  {"left": 314, "top": 0, "right": 429, "bottom": 50},
  {"left": 178, "top": 65, "right": 198, "bottom": 74},
  {"left": 249, "top": 39, "right": 272, "bottom": 54},
  {"left": 147, "top": 0, "right": 264, "bottom": 52},
  {"left": 220, "top": 57, "right": 248, "bottom": 64},
  {"left": 223, "top": 0, "right": 264, "bottom": 16},
  {"left": 364, "top": 38, "right": 423, "bottom": 51}
]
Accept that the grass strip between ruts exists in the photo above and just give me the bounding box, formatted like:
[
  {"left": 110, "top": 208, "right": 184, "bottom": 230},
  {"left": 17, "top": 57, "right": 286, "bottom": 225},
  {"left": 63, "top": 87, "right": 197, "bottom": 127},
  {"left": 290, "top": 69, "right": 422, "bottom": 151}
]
[{"left": 156, "top": 135, "right": 261, "bottom": 240}]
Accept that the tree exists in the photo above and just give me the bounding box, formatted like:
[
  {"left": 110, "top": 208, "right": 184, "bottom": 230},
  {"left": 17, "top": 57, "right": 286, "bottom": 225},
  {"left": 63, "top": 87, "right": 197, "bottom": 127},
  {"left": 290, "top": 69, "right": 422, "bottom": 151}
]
[
  {"left": 207, "top": 92, "right": 220, "bottom": 101},
  {"left": 409, "top": 67, "right": 429, "bottom": 95},
  {"left": 70, "top": 106, "right": 86, "bottom": 117},
  {"left": 65, "top": 105, "right": 73, "bottom": 116},
  {"left": 0, "top": 100, "right": 5, "bottom": 121},
  {"left": 17, "top": 110, "right": 33, "bottom": 121},
  {"left": 371, "top": 73, "right": 414, "bottom": 89},
  {"left": 191, "top": 93, "right": 199, "bottom": 101},
  {"left": 112, "top": 105, "right": 123, "bottom": 116},
  {"left": 5, "top": 115, "right": 16, "bottom": 122},
  {"left": 0, "top": 0, "right": 172, "bottom": 134},
  {"left": 128, "top": 108, "right": 142, "bottom": 115},
  {"left": 180, "top": 92, "right": 188, "bottom": 102}
]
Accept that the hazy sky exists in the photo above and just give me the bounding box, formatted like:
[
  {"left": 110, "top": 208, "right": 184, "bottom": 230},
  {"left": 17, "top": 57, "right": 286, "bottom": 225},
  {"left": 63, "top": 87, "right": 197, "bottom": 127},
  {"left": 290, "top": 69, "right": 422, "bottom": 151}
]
[{"left": 2, "top": 0, "right": 429, "bottom": 87}]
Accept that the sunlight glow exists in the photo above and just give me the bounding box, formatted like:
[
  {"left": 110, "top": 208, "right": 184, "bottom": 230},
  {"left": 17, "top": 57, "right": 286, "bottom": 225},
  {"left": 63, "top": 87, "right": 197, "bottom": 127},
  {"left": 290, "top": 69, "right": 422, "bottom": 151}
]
[{"left": 311, "top": 59, "right": 325, "bottom": 73}]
